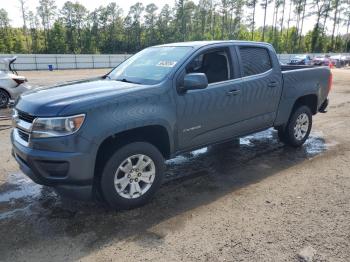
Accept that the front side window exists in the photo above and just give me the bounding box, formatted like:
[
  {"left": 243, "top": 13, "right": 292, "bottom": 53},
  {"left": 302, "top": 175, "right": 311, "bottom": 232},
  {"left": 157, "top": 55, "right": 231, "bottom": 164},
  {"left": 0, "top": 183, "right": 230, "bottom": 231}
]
[
  {"left": 186, "top": 49, "right": 231, "bottom": 84},
  {"left": 239, "top": 47, "right": 272, "bottom": 77},
  {"left": 108, "top": 46, "right": 193, "bottom": 85}
]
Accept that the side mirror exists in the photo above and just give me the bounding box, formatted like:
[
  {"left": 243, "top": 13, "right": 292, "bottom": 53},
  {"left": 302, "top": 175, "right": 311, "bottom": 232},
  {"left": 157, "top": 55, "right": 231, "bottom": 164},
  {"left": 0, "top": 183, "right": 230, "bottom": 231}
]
[{"left": 183, "top": 73, "right": 208, "bottom": 91}]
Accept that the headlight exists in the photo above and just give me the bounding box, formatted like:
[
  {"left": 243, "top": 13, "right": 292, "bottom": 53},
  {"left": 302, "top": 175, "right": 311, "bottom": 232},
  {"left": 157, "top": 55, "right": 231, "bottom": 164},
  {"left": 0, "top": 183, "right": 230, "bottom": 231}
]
[{"left": 31, "top": 114, "right": 85, "bottom": 138}]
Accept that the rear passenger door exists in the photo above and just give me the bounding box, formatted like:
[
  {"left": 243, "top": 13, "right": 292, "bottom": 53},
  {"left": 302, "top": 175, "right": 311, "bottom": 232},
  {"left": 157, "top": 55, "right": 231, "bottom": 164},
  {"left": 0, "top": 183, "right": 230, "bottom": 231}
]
[{"left": 237, "top": 45, "right": 282, "bottom": 128}]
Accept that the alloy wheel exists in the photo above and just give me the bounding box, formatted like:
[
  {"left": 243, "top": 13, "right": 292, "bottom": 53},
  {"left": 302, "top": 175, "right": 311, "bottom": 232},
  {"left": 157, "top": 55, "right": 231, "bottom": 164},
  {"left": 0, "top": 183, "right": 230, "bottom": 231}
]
[
  {"left": 293, "top": 113, "right": 309, "bottom": 140},
  {"left": 114, "top": 154, "right": 156, "bottom": 199}
]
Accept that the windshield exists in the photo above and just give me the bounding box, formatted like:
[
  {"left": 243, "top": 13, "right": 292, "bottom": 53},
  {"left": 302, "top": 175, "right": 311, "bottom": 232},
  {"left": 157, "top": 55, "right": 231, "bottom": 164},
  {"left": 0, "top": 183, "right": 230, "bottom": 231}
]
[
  {"left": 294, "top": 55, "right": 306, "bottom": 59},
  {"left": 107, "top": 46, "right": 193, "bottom": 85}
]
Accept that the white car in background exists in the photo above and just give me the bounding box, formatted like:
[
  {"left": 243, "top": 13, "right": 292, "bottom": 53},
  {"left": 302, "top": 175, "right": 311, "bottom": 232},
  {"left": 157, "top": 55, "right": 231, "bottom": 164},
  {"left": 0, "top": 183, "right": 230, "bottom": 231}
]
[{"left": 0, "top": 57, "right": 30, "bottom": 108}]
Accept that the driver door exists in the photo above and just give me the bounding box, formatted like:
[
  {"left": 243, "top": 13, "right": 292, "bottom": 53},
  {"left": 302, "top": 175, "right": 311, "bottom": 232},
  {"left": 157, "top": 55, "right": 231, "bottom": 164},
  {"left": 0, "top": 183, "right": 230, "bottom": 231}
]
[{"left": 175, "top": 45, "right": 244, "bottom": 151}]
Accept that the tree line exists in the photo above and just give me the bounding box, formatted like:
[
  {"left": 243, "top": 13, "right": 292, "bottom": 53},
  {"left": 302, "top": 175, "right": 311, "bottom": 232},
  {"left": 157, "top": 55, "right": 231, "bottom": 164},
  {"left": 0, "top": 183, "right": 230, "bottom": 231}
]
[{"left": 0, "top": 0, "right": 349, "bottom": 55}]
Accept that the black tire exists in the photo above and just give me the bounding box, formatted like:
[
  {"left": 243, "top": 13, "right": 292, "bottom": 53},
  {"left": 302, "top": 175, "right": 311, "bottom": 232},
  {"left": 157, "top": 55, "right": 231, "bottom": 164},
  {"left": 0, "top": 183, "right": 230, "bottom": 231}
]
[
  {"left": 0, "top": 89, "right": 10, "bottom": 108},
  {"left": 100, "top": 142, "right": 165, "bottom": 210},
  {"left": 278, "top": 105, "right": 312, "bottom": 147}
]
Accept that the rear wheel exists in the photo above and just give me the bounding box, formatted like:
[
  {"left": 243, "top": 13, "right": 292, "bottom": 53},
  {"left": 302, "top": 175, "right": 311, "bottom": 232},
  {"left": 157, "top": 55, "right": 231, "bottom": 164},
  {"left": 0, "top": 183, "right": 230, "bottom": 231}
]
[
  {"left": 0, "top": 89, "right": 9, "bottom": 108},
  {"left": 278, "top": 105, "right": 312, "bottom": 147},
  {"left": 100, "top": 142, "right": 165, "bottom": 210}
]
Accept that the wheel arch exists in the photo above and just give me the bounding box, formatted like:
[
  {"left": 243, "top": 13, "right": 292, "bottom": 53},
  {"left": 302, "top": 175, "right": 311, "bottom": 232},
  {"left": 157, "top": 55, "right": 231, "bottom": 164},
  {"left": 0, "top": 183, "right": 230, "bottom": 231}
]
[
  {"left": 93, "top": 125, "right": 171, "bottom": 196},
  {"left": 292, "top": 94, "right": 318, "bottom": 115},
  {"left": 0, "top": 87, "right": 11, "bottom": 99},
  {"left": 274, "top": 93, "right": 318, "bottom": 129}
]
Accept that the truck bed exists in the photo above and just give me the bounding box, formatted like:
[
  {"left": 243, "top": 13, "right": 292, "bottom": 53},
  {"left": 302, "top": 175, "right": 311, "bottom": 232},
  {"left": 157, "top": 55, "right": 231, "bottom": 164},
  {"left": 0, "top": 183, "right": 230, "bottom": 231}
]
[
  {"left": 281, "top": 66, "right": 330, "bottom": 108},
  {"left": 273, "top": 65, "right": 331, "bottom": 127}
]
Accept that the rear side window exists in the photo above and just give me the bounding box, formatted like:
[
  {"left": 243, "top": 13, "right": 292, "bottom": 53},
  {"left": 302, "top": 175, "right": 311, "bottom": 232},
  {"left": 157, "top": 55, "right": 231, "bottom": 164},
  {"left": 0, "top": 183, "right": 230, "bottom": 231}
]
[{"left": 239, "top": 47, "right": 272, "bottom": 76}]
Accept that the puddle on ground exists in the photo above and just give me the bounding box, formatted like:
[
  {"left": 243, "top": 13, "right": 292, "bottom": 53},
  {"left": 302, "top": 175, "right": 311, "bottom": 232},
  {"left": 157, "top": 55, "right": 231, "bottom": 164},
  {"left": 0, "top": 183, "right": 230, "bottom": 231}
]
[
  {"left": 239, "top": 129, "right": 273, "bottom": 146},
  {"left": 0, "top": 173, "right": 42, "bottom": 203},
  {"left": 166, "top": 129, "right": 331, "bottom": 167},
  {"left": 164, "top": 129, "right": 335, "bottom": 181},
  {"left": 303, "top": 130, "right": 338, "bottom": 156},
  {"left": 166, "top": 147, "right": 208, "bottom": 165},
  {"left": 0, "top": 173, "right": 51, "bottom": 220}
]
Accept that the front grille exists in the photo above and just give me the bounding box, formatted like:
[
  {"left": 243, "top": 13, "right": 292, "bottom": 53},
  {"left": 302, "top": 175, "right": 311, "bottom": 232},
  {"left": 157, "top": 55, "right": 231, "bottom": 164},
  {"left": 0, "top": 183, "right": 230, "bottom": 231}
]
[
  {"left": 18, "top": 110, "right": 36, "bottom": 123},
  {"left": 18, "top": 129, "right": 30, "bottom": 142}
]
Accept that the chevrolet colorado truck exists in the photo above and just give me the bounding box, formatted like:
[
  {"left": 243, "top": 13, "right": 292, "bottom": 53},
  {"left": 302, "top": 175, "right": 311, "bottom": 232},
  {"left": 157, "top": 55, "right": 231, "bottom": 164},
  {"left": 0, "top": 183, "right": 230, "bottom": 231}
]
[{"left": 11, "top": 41, "right": 331, "bottom": 209}]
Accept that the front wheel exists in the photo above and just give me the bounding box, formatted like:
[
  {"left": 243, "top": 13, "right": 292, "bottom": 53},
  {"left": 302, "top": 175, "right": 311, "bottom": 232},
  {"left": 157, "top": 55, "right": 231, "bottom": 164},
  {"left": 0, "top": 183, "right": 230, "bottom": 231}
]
[
  {"left": 100, "top": 142, "right": 165, "bottom": 210},
  {"left": 278, "top": 105, "right": 312, "bottom": 147},
  {"left": 0, "top": 89, "right": 10, "bottom": 108}
]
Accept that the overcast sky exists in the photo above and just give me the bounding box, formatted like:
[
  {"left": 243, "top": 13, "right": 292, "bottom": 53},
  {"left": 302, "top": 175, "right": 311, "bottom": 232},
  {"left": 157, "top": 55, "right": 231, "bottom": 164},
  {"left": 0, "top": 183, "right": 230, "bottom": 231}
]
[{"left": 2, "top": 0, "right": 347, "bottom": 34}]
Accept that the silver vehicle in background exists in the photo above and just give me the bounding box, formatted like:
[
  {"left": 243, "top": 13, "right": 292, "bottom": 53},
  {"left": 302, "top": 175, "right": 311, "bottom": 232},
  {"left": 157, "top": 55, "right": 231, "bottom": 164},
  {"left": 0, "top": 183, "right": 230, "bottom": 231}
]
[{"left": 0, "top": 57, "right": 30, "bottom": 108}]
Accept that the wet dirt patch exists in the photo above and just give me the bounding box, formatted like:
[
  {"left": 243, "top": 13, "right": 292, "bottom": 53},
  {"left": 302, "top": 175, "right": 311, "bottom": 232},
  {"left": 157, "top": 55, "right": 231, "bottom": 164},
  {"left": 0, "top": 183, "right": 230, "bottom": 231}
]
[
  {"left": 0, "top": 173, "right": 42, "bottom": 203},
  {"left": 0, "top": 173, "right": 44, "bottom": 219},
  {"left": 165, "top": 129, "right": 332, "bottom": 182},
  {"left": 0, "top": 128, "right": 334, "bottom": 223},
  {"left": 0, "top": 127, "right": 338, "bottom": 262}
]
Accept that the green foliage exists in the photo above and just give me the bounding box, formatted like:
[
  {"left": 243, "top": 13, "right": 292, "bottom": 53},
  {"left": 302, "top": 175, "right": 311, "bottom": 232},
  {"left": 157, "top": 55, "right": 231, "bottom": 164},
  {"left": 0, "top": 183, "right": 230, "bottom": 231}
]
[
  {"left": 0, "top": 0, "right": 349, "bottom": 54},
  {"left": 49, "top": 21, "right": 67, "bottom": 53}
]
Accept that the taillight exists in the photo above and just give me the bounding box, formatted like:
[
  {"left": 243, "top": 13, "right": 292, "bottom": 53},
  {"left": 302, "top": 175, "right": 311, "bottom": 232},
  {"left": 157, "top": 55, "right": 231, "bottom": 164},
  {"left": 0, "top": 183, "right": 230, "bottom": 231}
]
[
  {"left": 328, "top": 72, "right": 333, "bottom": 92},
  {"left": 13, "top": 78, "right": 27, "bottom": 86}
]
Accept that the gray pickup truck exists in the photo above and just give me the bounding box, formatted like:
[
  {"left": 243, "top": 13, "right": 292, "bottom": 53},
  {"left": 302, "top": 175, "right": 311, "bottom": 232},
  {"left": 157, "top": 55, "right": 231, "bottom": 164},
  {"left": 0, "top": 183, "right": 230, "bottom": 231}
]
[{"left": 11, "top": 41, "right": 331, "bottom": 209}]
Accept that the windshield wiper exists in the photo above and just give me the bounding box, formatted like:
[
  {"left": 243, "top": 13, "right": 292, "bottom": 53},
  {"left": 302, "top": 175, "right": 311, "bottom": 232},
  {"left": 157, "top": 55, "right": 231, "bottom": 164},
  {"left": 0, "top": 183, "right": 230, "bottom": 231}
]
[{"left": 115, "top": 78, "right": 140, "bottom": 84}]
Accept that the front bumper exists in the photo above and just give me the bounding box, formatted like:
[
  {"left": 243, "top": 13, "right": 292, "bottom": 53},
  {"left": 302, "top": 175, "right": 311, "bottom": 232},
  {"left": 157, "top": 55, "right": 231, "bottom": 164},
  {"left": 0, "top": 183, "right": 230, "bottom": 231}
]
[{"left": 11, "top": 131, "right": 94, "bottom": 200}]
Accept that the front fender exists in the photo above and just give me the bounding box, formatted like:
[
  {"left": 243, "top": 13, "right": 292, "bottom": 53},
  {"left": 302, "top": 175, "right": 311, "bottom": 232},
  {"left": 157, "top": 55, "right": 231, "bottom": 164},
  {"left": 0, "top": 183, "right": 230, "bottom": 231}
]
[
  {"left": 79, "top": 92, "right": 176, "bottom": 155},
  {"left": 96, "top": 119, "right": 174, "bottom": 154}
]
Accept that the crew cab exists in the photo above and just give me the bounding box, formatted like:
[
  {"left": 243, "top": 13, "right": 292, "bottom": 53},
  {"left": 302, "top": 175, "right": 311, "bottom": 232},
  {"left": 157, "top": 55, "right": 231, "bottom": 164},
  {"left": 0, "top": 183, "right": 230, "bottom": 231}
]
[{"left": 11, "top": 41, "right": 331, "bottom": 209}]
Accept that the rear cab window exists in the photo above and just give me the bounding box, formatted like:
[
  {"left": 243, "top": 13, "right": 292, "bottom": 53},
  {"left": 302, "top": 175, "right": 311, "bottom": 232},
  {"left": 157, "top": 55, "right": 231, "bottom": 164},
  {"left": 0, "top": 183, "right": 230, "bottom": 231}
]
[{"left": 238, "top": 46, "right": 272, "bottom": 77}]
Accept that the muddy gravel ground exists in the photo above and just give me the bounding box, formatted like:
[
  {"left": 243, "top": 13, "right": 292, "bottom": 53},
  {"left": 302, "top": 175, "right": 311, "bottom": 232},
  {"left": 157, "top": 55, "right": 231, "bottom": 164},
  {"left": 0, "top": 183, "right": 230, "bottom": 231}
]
[{"left": 0, "top": 69, "right": 349, "bottom": 262}]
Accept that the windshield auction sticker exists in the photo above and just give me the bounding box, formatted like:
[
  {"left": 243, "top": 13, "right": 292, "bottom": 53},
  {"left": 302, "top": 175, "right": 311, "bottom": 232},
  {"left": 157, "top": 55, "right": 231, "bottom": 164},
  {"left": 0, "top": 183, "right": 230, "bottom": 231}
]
[{"left": 156, "top": 61, "right": 177, "bottom": 67}]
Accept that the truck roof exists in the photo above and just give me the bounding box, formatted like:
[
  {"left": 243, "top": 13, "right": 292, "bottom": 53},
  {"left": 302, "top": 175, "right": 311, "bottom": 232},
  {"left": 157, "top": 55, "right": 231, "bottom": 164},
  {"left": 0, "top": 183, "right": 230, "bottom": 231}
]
[{"left": 155, "top": 40, "right": 272, "bottom": 48}]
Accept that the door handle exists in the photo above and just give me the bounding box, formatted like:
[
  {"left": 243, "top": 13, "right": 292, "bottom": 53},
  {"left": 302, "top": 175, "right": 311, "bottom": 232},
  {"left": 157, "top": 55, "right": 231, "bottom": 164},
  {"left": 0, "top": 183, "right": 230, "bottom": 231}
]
[
  {"left": 268, "top": 81, "right": 278, "bottom": 88},
  {"left": 226, "top": 89, "right": 241, "bottom": 96}
]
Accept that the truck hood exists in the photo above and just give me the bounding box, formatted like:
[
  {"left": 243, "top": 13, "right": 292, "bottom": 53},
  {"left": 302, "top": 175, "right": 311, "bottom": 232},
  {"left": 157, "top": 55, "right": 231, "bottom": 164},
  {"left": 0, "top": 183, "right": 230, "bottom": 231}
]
[{"left": 16, "top": 78, "right": 143, "bottom": 116}]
